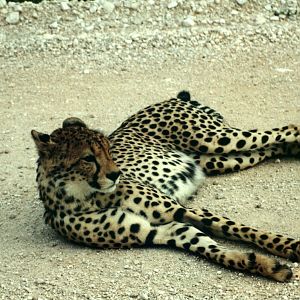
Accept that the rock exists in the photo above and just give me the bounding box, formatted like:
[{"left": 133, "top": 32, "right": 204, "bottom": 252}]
[
  {"left": 84, "top": 25, "right": 94, "bottom": 32},
  {"left": 236, "top": 0, "right": 247, "bottom": 5},
  {"left": 49, "top": 21, "right": 58, "bottom": 29},
  {"left": 182, "top": 16, "right": 195, "bottom": 27},
  {"left": 124, "top": 1, "right": 140, "bottom": 10},
  {"left": 270, "top": 16, "right": 279, "bottom": 21},
  {"left": 264, "top": 4, "right": 272, "bottom": 11},
  {"left": 0, "top": 0, "right": 6, "bottom": 8},
  {"left": 102, "top": 1, "right": 115, "bottom": 13},
  {"left": 5, "top": 11, "right": 19, "bottom": 24},
  {"left": 14, "top": 4, "right": 22, "bottom": 12},
  {"left": 167, "top": 1, "right": 178, "bottom": 9},
  {"left": 89, "top": 4, "right": 98, "bottom": 13},
  {"left": 60, "top": 2, "right": 70, "bottom": 11},
  {"left": 256, "top": 15, "right": 266, "bottom": 25}
]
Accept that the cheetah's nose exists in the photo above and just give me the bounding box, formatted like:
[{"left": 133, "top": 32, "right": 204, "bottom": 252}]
[{"left": 106, "top": 171, "right": 121, "bottom": 183}]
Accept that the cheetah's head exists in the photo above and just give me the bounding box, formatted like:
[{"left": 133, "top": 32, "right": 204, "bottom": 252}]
[{"left": 31, "top": 118, "right": 121, "bottom": 203}]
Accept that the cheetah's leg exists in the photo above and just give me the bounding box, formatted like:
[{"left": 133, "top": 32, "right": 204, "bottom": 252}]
[
  {"left": 153, "top": 221, "right": 293, "bottom": 282},
  {"left": 181, "top": 208, "right": 300, "bottom": 262},
  {"left": 185, "top": 124, "right": 300, "bottom": 155},
  {"left": 44, "top": 209, "right": 293, "bottom": 282},
  {"left": 194, "top": 142, "right": 300, "bottom": 175}
]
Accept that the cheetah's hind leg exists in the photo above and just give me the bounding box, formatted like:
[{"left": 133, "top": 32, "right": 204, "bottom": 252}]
[{"left": 194, "top": 142, "right": 300, "bottom": 175}]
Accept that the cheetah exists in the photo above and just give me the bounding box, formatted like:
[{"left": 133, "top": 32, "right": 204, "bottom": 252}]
[{"left": 31, "top": 91, "right": 300, "bottom": 282}]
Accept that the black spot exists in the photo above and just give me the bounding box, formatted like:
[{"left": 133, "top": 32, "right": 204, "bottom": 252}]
[
  {"left": 145, "top": 229, "right": 157, "bottom": 245},
  {"left": 218, "top": 137, "right": 231, "bottom": 146},
  {"left": 215, "top": 147, "right": 224, "bottom": 154},
  {"left": 183, "top": 131, "right": 191, "bottom": 138},
  {"left": 242, "top": 131, "right": 251, "bottom": 138},
  {"left": 203, "top": 212, "right": 212, "bottom": 217},
  {"left": 117, "top": 227, "right": 125, "bottom": 234},
  {"left": 173, "top": 208, "right": 186, "bottom": 222},
  {"left": 75, "top": 224, "right": 81, "bottom": 231},
  {"left": 211, "top": 248, "right": 220, "bottom": 253},
  {"left": 104, "top": 222, "right": 110, "bottom": 230},
  {"left": 197, "top": 247, "right": 205, "bottom": 253},
  {"left": 221, "top": 225, "right": 229, "bottom": 233},
  {"left": 226, "top": 221, "right": 235, "bottom": 226},
  {"left": 175, "top": 227, "right": 189, "bottom": 235},
  {"left": 118, "top": 213, "right": 126, "bottom": 224},
  {"left": 241, "top": 227, "right": 250, "bottom": 232},
  {"left": 235, "top": 157, "right": 243, "bottom": 163},
  {"left": 190, "top": 237, "right": 199, "bottom": 245},
  {"left": 206, "top": 162, "right": 214, "bottom": 170},
  {"left": 163, "top": 201, "right": 171, "bottom": 208},
  {"left": 216, "top": 162, "right": 224, "bottom": 168},
  {"left": 190, "top": 140, "right": 199, "bottom": 147},
  {"left": 199, "top": 145, "right": 208, "bottom": 153},
  {"left": 130, "top": 224, "right": 140, "bottom": 233},
  {"left": 233, "top": 164, "right": 240, "bottom": 171},
  {"left": 65, "top": 196, "right": 75, "bottom": 204},
  {"left": 121, "top": 237, "right": 129, "bottom": 243},
  {"left": 260, "top": 234, "right": 268, "bottom": 240},
  {"left": 167, "top": 239, "right": 176, "bottom": 247},
  {"left": 153, "top": 211, "right": 161, "bottom": 219},
  {"left": 109, "top": 231, "right": 116, "bottom": 239},
  {"left": 262, "top": 135, "right": 269, "bottom": 144},
  {"left": 202, "top": 218, "right": 212, "bottom": 226},
  {"left": 236, "top": 140, "right": 246, "bottom": 149},
  {"left": 100, "top": 215, "right": 107, "bottom": 224},
  {"left": 183, "top": 243, "right": 191, "bottom": 250}
]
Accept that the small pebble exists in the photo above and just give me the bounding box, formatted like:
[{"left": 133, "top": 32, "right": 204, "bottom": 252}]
[
  {"left": 167, "top": 0, "right": 178, "bottom": 9},
  {"left": 270, "top": 16, "right": 280, "bottom": 21},
  {"left": 0, "top": 0, "right": 6, "bottom": 8},
  {"left": 49, "top": 21, "right": 58, "bottom": 29},
  {"left": 5, "top": 11, "right": 19, "bottom": 24},
  {"left": 102, "top": 1, "right": 115, "bottom": 13},
  {"left": 236, "top": 0, "right": 247, "bottom": 5},
  {"left": 60, "top": 2, "right": 70, "bottom": 11},
  {"left": 182, "top": 16, "right": 195, "bottom": 27}
]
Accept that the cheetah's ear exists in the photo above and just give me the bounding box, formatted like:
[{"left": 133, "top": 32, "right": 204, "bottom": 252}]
[
  {"left": 62, "top": 117, "right": 87, "bottom": 129},
  {"left": 31, "top": 130, "right": 56, "bottom": 157}
]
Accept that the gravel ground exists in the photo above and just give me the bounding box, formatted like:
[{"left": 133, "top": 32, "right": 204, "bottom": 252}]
[{"left": 0, "top": 0, "right": 300, "bottom": 299}]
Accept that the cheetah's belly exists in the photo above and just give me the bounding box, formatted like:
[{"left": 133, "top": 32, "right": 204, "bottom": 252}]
[{"left": 112, "top": 147, "right": 205, "bottom": 204}]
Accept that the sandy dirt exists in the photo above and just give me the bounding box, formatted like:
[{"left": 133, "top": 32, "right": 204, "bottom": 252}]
[
  {"left": 0, "top": 1, "right": 300, "bottom": 298},
  {"left": 0, "top": 48, "right": 299, "bottom": 300}
]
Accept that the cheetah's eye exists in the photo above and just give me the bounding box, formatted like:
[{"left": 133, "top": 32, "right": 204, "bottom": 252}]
[{"left": 81, "top": 155, "right": 95, "bottom": 163}]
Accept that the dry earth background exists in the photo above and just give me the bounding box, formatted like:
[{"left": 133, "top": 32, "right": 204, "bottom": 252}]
[{"left": 0, "top": 0, "right": 300, "bottom": 299}]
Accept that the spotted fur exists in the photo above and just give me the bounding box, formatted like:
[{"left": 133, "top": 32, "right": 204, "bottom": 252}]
[{"left": 32, "top": 91, "right": 300, "bottom": 282}]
